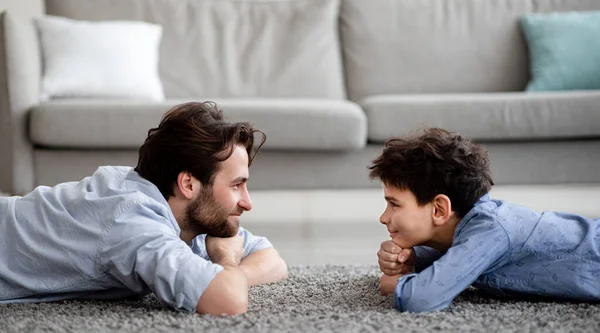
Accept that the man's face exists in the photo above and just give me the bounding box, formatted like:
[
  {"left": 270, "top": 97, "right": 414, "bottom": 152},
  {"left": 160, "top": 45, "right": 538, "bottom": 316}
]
[
  {"left": 379, "top": 184, "right": 435, "bottom": 249},
  {"left": 184, "top": 145, "right": 252, "bottom": 237}
]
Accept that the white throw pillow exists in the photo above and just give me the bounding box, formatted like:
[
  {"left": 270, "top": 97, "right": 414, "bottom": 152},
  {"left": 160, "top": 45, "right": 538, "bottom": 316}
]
[{"left": 35, "top": 15, "right": 165, "bottom": 101}]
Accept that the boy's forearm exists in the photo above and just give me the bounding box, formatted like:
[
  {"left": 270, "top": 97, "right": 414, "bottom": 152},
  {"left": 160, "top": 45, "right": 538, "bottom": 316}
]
[
  {"left": 414, "top": 246, "right": 443, "bottom": 272},
  {"left": 239, "top": 248, "right": 288, "bottom": 286}
]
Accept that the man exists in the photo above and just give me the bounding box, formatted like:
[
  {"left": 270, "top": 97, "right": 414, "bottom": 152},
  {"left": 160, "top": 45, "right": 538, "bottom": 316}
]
[{"left": 0, "top": 101, "right": 288, "bottom": 315}]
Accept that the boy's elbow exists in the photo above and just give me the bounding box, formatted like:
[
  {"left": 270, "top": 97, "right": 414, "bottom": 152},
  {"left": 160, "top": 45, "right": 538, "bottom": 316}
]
[{"left": 395, "top": 296, "right": 450, "bottom": 313}]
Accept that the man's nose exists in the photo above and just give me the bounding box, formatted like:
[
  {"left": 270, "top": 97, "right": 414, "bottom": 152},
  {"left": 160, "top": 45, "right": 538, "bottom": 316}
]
[{"left": 239, "top": 188, "right": 253, "bottom": 211}]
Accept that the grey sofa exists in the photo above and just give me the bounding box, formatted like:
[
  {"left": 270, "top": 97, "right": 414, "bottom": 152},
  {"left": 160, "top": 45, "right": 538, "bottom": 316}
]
[{"left": 1, "top": 0, "right": 600, "bottom": 195}]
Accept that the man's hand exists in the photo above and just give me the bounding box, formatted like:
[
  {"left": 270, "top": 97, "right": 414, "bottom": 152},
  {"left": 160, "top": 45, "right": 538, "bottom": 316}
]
[
  {"left": 239, "top": 248, "right": 288, "bottom": 286},
  {"left": 379, "top": 273, "right": 401, "bottom": 295},
  {"left": 205, "top": 235, "right": 244, "bottom": 267},
  {"left": 377, "top": 240, "right": 415, "bottom": 276}
]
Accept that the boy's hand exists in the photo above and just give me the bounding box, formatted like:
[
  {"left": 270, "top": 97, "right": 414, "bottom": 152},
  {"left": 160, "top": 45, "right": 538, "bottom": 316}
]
[
  {"left": 205, "top": 235, "right": 244, "bottom": 267},
  {"left": 377, "top": 240, "right": 415, "bottom": 276},
  {"left": 379, "top": 273, "right": 401, "bottom": 295}
]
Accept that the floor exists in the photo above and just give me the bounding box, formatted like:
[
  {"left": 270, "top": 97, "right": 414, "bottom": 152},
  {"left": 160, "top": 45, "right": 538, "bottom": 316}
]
[{"left": 242, "top": 184, "right": 600, "bottom": 265}]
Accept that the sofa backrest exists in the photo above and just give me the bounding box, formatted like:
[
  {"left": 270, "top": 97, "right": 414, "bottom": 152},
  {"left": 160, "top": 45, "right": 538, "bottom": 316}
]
[
  {"left": 340, "top": 0, "right": 600, "bottom": 102},
  {"left": 44, "top": 0, "right": 346, "bottom": 99}
]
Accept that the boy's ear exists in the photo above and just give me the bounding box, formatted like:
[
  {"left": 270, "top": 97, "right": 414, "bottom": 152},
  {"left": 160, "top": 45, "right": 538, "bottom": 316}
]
[
  {"left": 175, "top": 171, "right": 198, "bottom": 200},
  {"left": 431, "top": 194, "right": 453, "bottom": 226}
]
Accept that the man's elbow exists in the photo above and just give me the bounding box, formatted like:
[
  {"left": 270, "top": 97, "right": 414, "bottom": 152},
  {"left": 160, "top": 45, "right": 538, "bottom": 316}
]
[
  {"left": 220, "top": 296, "right": 249, "bottom": 316},
  {"left": 277, "top": 258, "right": 289, "bottom": 281},
  {"left": 196, "top": 267, "right": 249, "bottom": 316},
  {"left": 196, "top": 294, "right": 248, "bottom": 316}
]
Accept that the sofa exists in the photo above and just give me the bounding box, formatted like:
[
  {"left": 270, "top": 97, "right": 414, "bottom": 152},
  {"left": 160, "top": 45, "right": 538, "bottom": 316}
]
[{"left": 1, "top": 0, "right": 600, "bottom": 196}]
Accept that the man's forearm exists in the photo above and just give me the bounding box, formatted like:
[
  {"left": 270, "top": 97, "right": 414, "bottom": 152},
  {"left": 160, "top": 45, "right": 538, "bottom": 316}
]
[{"left": 239, "top": 248, "right": 288, "bottom": 286}]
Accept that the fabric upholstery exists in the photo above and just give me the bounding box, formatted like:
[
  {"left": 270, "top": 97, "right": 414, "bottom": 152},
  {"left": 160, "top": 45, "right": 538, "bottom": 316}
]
[
  {"left": 29, "top": 99, "right": 366, "bottom": 150},
  {"left": 33, "top": 140, "right": 600, "bottom": 190},
  {"left": 363, "top": 91, "right": 600, "bottom": 142},
  {"left": 35, "top": 15, "right": 165, "bottom": 100},
  {"left": 340, "top": 0, "right": 600, "bottom": 101},
  {"left": 0, "top": 11, "right": 42, "bottom": 195},
  {"left": 521, "top": 11, "right": 600, "bottom": 92},
  {"left": 45, "top": 0, "right": 346, "bottom": 99}
]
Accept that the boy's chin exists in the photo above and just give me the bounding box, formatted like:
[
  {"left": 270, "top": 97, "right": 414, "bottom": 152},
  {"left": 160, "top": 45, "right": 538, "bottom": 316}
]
[{"left": 390, "top": 237, "right": 420, "bottom": 249}]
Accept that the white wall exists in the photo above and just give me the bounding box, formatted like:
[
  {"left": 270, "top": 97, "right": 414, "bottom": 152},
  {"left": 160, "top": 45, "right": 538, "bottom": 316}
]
[{"left": 0, "top": 0, "right": 44, "bottom": 18}]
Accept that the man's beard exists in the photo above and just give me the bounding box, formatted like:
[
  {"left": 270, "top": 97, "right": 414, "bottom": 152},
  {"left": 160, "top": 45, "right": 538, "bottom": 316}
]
[{"left": 183, "top": 186, "right": 240, "bottom": 238}]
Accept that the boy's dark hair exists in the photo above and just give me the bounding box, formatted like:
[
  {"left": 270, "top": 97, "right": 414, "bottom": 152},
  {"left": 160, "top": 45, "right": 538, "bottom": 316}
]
[
  {"left": 135, "top": 101, "right": 266, "bottom": 199},
  {"left": 368, "top": 128, "right": 493, "bottom": 217}
]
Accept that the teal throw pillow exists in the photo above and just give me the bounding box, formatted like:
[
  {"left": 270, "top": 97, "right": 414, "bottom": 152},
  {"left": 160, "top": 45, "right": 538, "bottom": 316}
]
[{"left": 520, "top": 11, "right": 600, "bottom": 92}]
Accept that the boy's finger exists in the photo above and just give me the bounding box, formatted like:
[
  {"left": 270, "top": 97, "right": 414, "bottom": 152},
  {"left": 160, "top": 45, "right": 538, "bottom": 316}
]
[
  {"left": 382, "top": 241, "right": 402, "bottom": 254},
  {"left": 378, "top": 249, "right": 399, "bottom": 262},
  {"left": 397, "top": 248, "right": 413, "bottom": 263},
  {"left": 381, "top": 268, "right": 402, "bottom": 276},
  {"left": 378, "top": 258, "right": 400, "bottom": 270}
]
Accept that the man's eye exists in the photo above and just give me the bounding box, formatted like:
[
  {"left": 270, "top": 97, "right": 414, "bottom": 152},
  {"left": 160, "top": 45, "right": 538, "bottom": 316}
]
[{"left": 389, "top": 202, "right": 398, "bottom": 208}]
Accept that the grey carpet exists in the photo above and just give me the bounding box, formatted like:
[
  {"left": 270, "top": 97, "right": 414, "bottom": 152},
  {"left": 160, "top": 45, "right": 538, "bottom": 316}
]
[{"left": 1, "top": 265, "right": 599, "bottom": 333}]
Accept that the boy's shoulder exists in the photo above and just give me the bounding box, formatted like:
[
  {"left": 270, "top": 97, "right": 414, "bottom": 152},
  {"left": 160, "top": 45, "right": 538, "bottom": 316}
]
[{"left": 457, "top": 194, "right": 543, "bottom": 245}]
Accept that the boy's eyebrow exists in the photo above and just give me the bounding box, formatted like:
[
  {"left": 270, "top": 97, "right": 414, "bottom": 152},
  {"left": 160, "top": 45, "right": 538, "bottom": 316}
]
[{"left": 384, "top": 196, "right": 397, "bottom": 202}]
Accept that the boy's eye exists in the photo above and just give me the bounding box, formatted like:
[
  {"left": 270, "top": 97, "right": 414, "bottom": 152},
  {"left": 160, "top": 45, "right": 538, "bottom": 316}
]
[{"left": 389, "top": 202, "right": 398, "bottom": 208}]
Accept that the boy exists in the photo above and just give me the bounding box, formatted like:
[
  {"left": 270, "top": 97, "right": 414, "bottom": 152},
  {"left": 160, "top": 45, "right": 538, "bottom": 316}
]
[{"left": 370, "top": 128, "right": 600, "bottom": 312}]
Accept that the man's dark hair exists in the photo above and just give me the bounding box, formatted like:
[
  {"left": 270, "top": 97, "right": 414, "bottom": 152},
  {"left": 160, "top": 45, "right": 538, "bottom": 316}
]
[
  {"left": 368, "top": 128, "right": 494, "bottom": 217},
  {"left": 135, "top": 101, "right": 265, "bottom": 199}
]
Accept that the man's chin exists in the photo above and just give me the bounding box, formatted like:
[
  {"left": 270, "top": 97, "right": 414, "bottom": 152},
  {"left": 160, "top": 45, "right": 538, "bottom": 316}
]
[{"left": 228, "top": 217, "right": 240, "bottom": 233}]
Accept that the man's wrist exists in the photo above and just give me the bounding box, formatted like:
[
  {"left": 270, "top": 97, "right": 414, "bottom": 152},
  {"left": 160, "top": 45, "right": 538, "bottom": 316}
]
[{"left": 215, "top": 256, "right": 240, "bottom": 267}]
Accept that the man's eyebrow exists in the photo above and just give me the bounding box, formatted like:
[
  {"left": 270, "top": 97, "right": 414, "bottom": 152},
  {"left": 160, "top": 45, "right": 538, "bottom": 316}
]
[
  {"left": 384, "top": 196, "right": 397, "bottom": 202},
  {"left": 231, "top": 176, "right": 248, "bottom": 184}
]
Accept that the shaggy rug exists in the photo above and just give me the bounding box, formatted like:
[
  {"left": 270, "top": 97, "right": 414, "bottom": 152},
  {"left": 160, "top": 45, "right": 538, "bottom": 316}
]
[{"left": 1, "top": 265, "right": 599, "bottom": 332}]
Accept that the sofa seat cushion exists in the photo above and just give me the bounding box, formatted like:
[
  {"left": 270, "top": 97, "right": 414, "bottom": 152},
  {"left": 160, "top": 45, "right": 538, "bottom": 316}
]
[
  {"left": 29, "top": 99, "right": 366, "bottom": 151},
  {"left": 363, "top": 91, "right": 600, "bottom": 143}
]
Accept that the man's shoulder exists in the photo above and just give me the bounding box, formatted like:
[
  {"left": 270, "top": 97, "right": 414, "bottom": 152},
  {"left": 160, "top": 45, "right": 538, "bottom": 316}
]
[{"left": 90, "top": 166, "right": 161, "bottom": 198}]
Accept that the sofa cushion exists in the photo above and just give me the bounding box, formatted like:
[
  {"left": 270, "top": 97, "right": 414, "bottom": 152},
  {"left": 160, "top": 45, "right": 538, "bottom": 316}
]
[
  {"left": 29, "top": 99, "right": 366, "bottom": 151},
  {"left": 521, "top": 11, "right": 600, "bottom": 92},
  {"left": 45, "top": 0, "right": 346, "bottom": 100},
  {"left": 340, "top": 0, "right": 600, "bottom": 102},
  {"left": 35, "top": 15, "right": 165, "bottom": 101},
  {"left": 363, "top": 91, "right": 600, "bottom": 143}
]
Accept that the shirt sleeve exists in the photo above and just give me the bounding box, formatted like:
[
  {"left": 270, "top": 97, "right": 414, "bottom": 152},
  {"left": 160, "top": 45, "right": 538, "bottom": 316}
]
[
  {"left": 394, "top": 212, "right": 510, "bottom": 313},
  {"left": 413, "top": 246, "right": 443, "bottom": 273},
  {"left": 190, "top": 227, "right": 274, "bottom": 260},
  {"left": 100, "top": 199, "right": 223, "bottom": 313}
]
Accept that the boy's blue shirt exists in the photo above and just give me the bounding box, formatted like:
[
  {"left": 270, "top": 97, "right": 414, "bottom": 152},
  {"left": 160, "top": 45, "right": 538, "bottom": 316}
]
[{"left": 395, "top": 194, "right": 600, "bottom": 312}]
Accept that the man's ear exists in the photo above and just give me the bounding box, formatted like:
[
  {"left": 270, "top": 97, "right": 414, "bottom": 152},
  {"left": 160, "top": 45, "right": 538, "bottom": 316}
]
[
  {"left": 175, "top": 171, "right": 198, "bottom": 200},
  {"left": 431, "top": 194, "right": 453, "bottom": 226}
]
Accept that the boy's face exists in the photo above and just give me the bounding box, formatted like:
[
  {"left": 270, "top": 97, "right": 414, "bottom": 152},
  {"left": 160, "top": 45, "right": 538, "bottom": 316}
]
[{"left": 379, "top": 184, "right": 435, "bottom": 249}]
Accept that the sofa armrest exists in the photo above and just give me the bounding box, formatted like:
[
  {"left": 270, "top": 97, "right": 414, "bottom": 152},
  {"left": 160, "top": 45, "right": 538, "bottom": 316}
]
[{"left": 0, "top": 10, "right": 42, "bottom": 194}]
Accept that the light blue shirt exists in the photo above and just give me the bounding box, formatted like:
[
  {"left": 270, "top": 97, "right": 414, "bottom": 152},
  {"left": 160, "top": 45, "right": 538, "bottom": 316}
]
[
  {"left": 395, "top": 194, "right": 600, "bottom": 312},
  {"left": 0, "top": 166, "right": 272, "bottom": 312}
]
